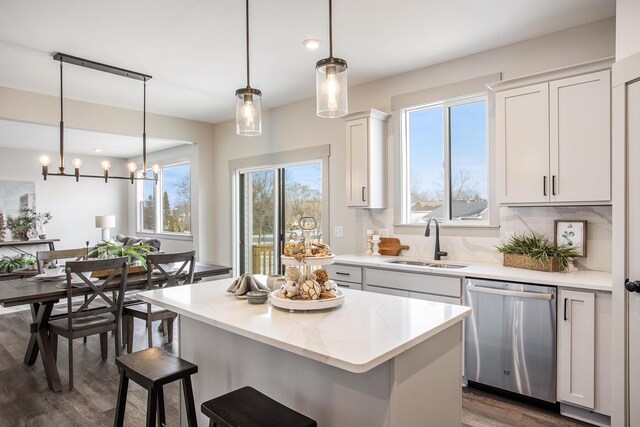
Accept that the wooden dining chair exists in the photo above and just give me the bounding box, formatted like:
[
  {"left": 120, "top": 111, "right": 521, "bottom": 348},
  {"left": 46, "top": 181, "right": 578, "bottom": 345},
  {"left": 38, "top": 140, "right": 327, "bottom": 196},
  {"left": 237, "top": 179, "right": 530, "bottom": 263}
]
[
  {"left": 36, "top": 248, "right": 89, "bottom": 274},
  {"left": 122, "top": 251, "right": 195, "bottom": 353},
  {"left": 47, "top": 257, "right": 129, "bottom": 390}
]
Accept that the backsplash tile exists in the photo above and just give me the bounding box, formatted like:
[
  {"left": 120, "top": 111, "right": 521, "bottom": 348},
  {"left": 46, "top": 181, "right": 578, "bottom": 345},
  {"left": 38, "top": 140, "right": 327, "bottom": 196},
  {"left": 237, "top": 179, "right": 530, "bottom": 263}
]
[{"left": 357, "top": 205, "right": 612, "bottom": 272}]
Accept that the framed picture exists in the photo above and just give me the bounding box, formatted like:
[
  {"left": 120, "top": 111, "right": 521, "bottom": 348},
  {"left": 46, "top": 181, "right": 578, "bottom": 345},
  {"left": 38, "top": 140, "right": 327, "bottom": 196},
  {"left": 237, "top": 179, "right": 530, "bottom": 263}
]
[{"left": 554, "top": 220, "right": 587, "bottom": 257}]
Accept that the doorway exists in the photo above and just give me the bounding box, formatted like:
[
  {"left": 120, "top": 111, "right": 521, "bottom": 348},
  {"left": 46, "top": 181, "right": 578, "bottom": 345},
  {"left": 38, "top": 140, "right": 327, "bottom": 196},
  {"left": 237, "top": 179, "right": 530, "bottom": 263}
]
[{"left": 238, "top": 161, "right": 324, "bottom": 276}]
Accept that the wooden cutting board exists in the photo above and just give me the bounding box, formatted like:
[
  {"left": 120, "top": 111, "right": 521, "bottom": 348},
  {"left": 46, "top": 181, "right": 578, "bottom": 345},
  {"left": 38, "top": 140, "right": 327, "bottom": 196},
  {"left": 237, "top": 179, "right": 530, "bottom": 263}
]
[{"left": 378, "top": 238, "right": 410, "bottom": 256}]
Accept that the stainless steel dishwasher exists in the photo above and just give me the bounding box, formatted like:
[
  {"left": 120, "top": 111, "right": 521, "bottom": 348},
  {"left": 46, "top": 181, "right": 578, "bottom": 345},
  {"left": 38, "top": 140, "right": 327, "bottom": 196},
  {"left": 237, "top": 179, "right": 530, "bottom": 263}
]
[{"left": 464, "top": 278, "right": 557, "bottom": 403}]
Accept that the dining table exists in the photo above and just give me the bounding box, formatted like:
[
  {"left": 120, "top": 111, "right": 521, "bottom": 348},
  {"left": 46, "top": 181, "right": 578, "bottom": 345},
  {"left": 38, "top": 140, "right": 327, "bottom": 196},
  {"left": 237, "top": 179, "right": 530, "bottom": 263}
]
[{"left": 0, "top": 262, "right": 231, "bottom": 392}]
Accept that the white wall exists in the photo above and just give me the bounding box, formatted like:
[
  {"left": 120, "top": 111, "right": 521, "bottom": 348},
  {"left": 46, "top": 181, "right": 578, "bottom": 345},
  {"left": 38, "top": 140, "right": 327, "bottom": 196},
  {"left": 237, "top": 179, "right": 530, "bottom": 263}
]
[
  {"left": 212, "top": 18, "right": 616, "bottom": 270},
  {"left": 616, "top": 0, "right": 640, "bottom": 61},
  {"left": 0, "top": 147, "right": 128, "bottom": 256}
]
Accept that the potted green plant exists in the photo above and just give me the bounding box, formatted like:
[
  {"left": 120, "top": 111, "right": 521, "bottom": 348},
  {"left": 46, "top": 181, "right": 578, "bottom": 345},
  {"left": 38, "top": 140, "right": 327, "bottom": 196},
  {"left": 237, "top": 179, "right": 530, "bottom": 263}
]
[
  {"left": 0, "top": 255, "right": 27, "bottom": 274},
  {"left": 496, "top": 232, "right": 579, "bottom": 272},
  {"left": 89, "top": 240, "right": 154, "bottom": 277},
  {"left": 13, "top": 208, "right": 53, "bottom": 240}
]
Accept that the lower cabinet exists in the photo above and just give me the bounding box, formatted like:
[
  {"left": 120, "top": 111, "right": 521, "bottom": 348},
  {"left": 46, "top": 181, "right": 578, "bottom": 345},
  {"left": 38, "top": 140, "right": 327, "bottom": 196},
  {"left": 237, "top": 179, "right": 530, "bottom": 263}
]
[
  {"left": 364, "top": 268, "right": 463, "bottom": 304},
  {"left": 366, "top": 285, "right": 409, "bottom": 297},
  {"left": 557, "top": 288, "right": 611, "bottom": 421},
  {"left": 326, "top": 264, "right": 363, "bottom": 290}
]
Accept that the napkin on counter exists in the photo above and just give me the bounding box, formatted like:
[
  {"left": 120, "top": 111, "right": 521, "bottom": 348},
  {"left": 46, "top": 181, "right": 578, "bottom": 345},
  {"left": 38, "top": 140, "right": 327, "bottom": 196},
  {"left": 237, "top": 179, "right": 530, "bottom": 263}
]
[{"left": 227, "top": 273, "right": 269, "bottom": 296}]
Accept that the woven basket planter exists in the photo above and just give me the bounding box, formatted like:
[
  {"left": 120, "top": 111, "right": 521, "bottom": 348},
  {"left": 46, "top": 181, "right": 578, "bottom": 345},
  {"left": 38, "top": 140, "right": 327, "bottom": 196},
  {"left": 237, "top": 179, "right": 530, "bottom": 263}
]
[
  {"left": 503, "top": 253, "right": 563, "bottom": 272},
  {"left": 91, "top": 265, "right": 146, "bottom": 279}
]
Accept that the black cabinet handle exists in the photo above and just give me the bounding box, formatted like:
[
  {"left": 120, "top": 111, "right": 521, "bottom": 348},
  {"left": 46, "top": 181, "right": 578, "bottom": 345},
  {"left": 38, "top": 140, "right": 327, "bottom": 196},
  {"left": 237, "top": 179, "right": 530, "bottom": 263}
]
[
  {"left": 563, "top": 298, "right": 568, "bottom": 321},
  {"left": 362, "top": 186, "right": 366, "bottom": 202},
  {"left": 337, "top": 283, "right": 351, "bottom": 288},
  {"left": 552, "top": 175, "right": 556, "bottom": 196},
  {"left": 543, "top": 176, "right": 547, "bottom": 196},
  {"left": 335, "top": 272, "right": 350, "bottom": 276}
]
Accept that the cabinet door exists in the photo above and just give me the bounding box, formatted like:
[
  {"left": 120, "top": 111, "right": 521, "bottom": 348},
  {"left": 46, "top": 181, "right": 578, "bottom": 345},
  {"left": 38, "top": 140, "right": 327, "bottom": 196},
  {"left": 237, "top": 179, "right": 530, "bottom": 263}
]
[
  {"left": 558, "top": 289, "right": 595, "bottom": 408},
  {"left": 346, "top": 118, "right": 369, "bottom": 207},
  {"left": 550, "top": 70, "right": 611, "bottom": 203},
  {"left": 408, "top": 291, "right": 461, "bottom": 305},
  {"left": 496, "top": 83, "right": 550, "bottom": 204},
  {"left": 366, "top": 285, "right": 409, "bottom": 297}
]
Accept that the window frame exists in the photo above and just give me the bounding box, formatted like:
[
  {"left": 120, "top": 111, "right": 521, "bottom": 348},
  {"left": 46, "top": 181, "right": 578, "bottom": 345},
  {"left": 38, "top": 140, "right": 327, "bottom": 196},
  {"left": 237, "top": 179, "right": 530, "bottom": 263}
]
[
  {"left": 136, "top": 161, "right": 192, "bottom": 237},
  {"left": 401, "top": 93, "right": 490, "bottom": 226}
]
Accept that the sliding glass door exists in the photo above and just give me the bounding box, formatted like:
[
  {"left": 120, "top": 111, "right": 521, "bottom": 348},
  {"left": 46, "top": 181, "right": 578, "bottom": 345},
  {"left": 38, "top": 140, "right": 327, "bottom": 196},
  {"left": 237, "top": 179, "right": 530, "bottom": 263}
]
[{"left": 238, "top": 162, "right": 323, "bottom": 275}]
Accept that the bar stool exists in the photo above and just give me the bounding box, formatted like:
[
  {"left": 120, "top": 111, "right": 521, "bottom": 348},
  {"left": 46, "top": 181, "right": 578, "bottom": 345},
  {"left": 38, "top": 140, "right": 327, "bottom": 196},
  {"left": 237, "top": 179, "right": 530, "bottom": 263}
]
[
  {"left": 114, "top": 347, "right": 198, "bottom": 427},
  {"left": 201, "top": 386, "right": 317, "bottom": 427}
]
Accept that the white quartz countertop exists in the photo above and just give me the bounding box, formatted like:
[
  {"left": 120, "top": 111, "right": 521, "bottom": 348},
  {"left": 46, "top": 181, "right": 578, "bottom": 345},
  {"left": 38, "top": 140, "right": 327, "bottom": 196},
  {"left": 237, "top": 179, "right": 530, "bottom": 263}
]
[
  {"left": 138, "top": 276, "right": 471, "bottom": 373},
  {"left": 334, "top": 255, "right": 613, "bottom": 292}
]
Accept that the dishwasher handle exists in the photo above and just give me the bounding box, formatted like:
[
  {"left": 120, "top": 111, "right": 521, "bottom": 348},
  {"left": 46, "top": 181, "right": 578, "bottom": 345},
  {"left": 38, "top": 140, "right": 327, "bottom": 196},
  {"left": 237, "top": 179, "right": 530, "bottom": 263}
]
[{"left": 467, "top": 284, "right": 554, "bottom": 301}]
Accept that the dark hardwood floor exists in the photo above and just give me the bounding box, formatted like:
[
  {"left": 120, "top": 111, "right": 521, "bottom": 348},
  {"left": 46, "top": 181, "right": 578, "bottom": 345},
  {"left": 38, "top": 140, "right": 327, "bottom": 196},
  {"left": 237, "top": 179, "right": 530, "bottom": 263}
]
[{"left": 0, "top": 309, "right": 591, "bottom": 426}]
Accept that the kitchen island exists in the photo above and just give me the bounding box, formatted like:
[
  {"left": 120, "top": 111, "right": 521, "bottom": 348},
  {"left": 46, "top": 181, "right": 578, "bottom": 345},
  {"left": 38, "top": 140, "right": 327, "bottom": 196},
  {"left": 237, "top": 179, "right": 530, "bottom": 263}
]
[{"left": 138, "top": 275, "right": 471, "bottom": 426}]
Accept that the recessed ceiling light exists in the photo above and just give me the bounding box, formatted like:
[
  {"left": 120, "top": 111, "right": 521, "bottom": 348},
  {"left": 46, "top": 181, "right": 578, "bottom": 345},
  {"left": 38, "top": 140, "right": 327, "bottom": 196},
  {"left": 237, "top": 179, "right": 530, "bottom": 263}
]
[
  {"left": 93, "top": 148, "right": 101, "bottom": 153},
  {"left": 303, "top": 39, "right": 321, "bottom": 50}
]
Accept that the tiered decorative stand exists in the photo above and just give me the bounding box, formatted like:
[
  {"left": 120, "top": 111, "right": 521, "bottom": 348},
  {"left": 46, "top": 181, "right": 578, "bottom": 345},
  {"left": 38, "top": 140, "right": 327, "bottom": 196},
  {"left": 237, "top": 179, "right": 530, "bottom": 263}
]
[{"left": 270, "top": 254, "right": 345, "bottom": 312}]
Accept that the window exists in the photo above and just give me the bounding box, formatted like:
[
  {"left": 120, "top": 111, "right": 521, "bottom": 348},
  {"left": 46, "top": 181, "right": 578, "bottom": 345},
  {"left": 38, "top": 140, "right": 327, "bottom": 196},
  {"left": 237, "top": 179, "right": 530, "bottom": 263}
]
[
  {"left": 137, "top": 162, "right": 191, "bottom": 235},
  {"left": 403, "top": 95, "right": 488, "bottom": 225}
]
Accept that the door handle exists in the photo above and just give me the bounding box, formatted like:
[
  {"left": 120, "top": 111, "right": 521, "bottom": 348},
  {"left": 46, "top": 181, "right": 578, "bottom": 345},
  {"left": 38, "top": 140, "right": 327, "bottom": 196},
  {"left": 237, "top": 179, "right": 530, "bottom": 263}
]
[
  {"left": 625, "top": 279, "right": 640, "bottom": 293},
  {"left": 467, "top": 285, "right": 554, "bottom": 301},
  {"left": 564, "top": 298, "right": 568, "bottom": 321},
  {"left": 335, "top": 272, "right": 351, "bottom": 276},
  {"left": 336, "top": 283, "right": 351, "bottom": 288},
  {"left": 552, "top": 175, "right": 556, "bottom": 196},
  {"left": 543, "top": 176, "right": 547, "bottom": 196},
  {"left": 362, "top": 186, "right": 366, "bottom": 202}
]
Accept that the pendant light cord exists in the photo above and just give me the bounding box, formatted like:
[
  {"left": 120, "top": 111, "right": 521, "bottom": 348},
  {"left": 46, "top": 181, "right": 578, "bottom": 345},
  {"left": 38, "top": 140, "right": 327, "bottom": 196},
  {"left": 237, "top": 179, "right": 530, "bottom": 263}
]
[
  {"left": 246, "top": 0, "right": 250, "bottom": 87},
  {"left": 59, "top": 59, "right": 65, "bottom": 172},
  {"left": 329, "top": 0, "right": 333, "bottom": 58},
  {"left": 143, "top": 78, "right": 147, "bottom": 175}
]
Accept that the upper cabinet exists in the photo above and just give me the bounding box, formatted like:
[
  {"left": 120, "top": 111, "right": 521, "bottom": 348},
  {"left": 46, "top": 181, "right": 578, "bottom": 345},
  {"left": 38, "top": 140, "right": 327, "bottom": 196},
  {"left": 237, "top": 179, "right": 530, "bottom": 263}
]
[
  {"left": 344, "top": 109, "right": 390, "bottom": 208},
  {"left": 496, "top": 69, "right": 611, "bottom": 205}
]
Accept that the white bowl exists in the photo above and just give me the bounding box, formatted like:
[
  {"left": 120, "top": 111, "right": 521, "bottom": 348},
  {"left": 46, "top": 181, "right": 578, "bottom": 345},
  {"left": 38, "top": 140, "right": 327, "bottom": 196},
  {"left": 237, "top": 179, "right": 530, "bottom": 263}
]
[{"left": 44, "top": 267, "right": 65, "bottom": 277}]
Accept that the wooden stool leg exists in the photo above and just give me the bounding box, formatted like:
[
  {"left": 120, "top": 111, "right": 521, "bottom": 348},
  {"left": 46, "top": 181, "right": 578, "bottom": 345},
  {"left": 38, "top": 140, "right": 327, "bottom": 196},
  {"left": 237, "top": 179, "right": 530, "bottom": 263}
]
[
  {"left": 157, "top": 385, "right": 166, "bottom": 427},
  {"left": 182, "top": 376, "right": 198, "bottom": 427},
  {"left": 114, "top": 370, "right": 129, "bottom": 427},
  {"left": 146, "top": 387, "right": 158, "bottom": 427}
]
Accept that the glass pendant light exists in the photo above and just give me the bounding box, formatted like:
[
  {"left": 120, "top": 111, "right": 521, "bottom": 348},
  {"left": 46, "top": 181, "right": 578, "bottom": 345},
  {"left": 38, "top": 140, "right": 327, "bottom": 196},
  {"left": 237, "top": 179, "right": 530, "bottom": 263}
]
[
  {"left": 316, "top": 0, "right": 348, "bottom": 118},
  {"left": 235, "top": 0, "right": 262, "bottom": 136}
]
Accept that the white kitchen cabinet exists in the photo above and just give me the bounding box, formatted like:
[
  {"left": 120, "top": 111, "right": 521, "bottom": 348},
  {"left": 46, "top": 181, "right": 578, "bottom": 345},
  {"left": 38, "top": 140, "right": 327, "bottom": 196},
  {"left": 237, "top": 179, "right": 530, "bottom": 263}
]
[
  {"left": 366, "top": 285, "right": 409, "bottom": 297},
  {"left": 364, "top": 268, "right": 462, "bottom": 304},
  {"left": 496, "top": 70, "right": 611, "bottom": 205},
  {"left": 549, "top": 70, "right": 611, "bottom": 203},
  {"left": 344, "top": 109, "right": 390, "bottom": 208},
  {"left": 557, "top": 289, "right": 611, "bottom": 418},
  {"left": 496, "top": 83, "right": 550, "bottom": 204}
]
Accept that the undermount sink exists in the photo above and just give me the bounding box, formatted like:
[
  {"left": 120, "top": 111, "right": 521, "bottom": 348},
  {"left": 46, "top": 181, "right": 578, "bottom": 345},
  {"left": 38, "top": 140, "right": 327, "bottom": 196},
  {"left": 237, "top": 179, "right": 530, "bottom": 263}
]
[{"left": 385, "top": 260, "right": 466, "bottom": 269}]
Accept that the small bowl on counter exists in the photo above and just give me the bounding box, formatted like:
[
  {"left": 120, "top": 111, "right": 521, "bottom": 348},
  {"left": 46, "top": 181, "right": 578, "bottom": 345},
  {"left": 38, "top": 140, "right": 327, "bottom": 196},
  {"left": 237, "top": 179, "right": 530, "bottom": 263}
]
[{"left": 246, "top": 290, "right": 270, "bottom": 304}]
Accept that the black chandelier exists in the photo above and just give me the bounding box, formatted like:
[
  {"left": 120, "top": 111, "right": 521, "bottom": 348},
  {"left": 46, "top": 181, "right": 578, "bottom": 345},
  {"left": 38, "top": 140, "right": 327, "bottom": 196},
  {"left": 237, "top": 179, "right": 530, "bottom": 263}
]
[{"left": 40, "top": 53, "right": 159, "bottom": 184}]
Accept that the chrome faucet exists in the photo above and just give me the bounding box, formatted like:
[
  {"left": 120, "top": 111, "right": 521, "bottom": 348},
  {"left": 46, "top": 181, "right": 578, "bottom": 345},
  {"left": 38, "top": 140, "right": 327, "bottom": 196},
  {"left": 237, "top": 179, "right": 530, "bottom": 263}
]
[{"left": 425, "top": 218, "right": 448, "bottom": 261}]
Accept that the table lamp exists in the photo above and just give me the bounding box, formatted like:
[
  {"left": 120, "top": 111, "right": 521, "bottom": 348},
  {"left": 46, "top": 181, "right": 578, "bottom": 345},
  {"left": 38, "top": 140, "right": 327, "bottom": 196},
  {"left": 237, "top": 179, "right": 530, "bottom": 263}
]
[{"left": 95, "top": 215, "right": 116, "bottom": 241}]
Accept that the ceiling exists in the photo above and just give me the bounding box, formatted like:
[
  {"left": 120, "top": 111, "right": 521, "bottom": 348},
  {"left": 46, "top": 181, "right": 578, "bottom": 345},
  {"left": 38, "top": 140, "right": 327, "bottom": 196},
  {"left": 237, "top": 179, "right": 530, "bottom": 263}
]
[
  {"left": 0, "top": 0, "right": 615, "bottom": 124},
  {"left": 0, "top": 119, "right": 190, "bottom": 158}
]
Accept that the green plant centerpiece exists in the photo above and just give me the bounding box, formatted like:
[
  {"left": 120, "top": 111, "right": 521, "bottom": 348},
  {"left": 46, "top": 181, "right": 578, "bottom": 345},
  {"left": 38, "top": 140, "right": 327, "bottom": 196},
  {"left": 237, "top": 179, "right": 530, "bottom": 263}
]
[
  {"left": 90, "top": 240, "right": 154, "bottom": 268},
  {"left": 496, "top": 232, "right": 579, "bottom": 272}
]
